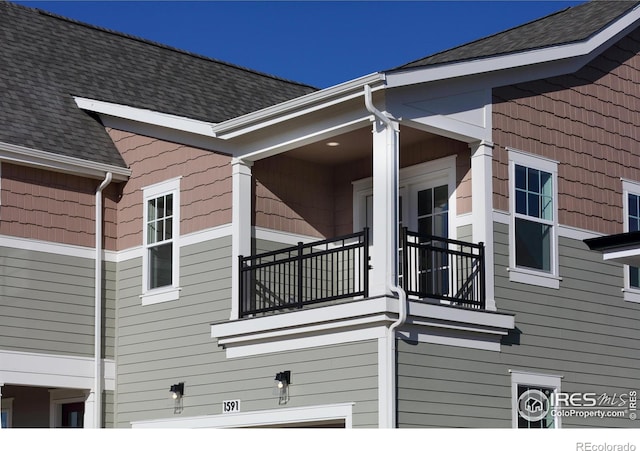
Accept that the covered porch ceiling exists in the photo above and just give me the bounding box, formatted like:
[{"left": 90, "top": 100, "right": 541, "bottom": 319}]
[{"left": 284, "top": 124, "right": 438, "bottom": 165}]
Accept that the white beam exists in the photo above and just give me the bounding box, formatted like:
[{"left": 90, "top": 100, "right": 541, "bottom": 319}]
[{"left": 231, "top": 158, "right": 253, "bottom": 320}]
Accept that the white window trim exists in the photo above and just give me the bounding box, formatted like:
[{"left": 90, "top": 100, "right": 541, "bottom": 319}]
[
  {"left": 352, "top": 155, "right": 457, "bottom": 238},
  {"left": 49, "top": 388, "right": 90, "bottom": 428},
  {"left": 508, "top": 149, "right": 560, "bottom": 289},
  {"left": 621, "top": 179, "right": 640, "bottom": 303},
  {"left": 141, "top": 177, "right": 181, "bottom": 306},
  {"left": 1, "top": 397, "right": 13, "bottom": 429},
  {"left": 510, "top": 369, "right": 562, "bottom": 429}
]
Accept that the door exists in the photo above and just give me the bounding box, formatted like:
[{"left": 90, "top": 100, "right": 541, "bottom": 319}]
[{"left": 61, "top": 402, "right": 84, "bottom": 428}]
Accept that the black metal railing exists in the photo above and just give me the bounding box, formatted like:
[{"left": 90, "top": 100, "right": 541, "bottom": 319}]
[
  {"left": 239, "top": 229, "right": 369, "bottom": 317},
  {"left": 401, "top": 228, "right": 485, "bottom": 309}
]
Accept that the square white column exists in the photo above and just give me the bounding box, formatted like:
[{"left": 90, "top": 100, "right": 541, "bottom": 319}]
[
  {"left": 471, "top": 140, "right": 496, "bottom": 311},
  {"left": 370, "top": 118, "right": 400, "bottom": 297},
  {"left": 231, "top": 158, "right": 253, "bottom": 320}
]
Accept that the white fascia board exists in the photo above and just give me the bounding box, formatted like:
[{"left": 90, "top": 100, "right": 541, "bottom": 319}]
[
  {"left": 0, "top": 349, "right": 115, "bottom": 391},
  {"left": 0, "top": 140, "right": 130, "bottom": 181},
  {"left": 211, "top": 297, "right": 395, "bottom": 339},
  {"left": 74, "top": 97, "right": 218, "bottom": 138},
  {"left": 602, "top": 248, "right": 640, "bottom": 267},
  {"left": 406, "top": 301, "right": 515, "bottom": 333},
  {"left": 386, "top": 6, "right": 640, "bottom": 88},
  {"left": 211, "top": 73, "right": 385, "bottom": 139},
  {"left": 131, "top": 402, "right": 355, "bottom": 428}
]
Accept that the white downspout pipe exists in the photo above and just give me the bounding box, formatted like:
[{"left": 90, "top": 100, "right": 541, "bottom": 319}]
[
  {"left": 94, "top": 172, "right": 112, "bottom": 428},
  {"left": 364, "top": 85, "right": 408, "bottom": 428}
]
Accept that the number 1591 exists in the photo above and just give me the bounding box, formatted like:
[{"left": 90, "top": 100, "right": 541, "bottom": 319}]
[{"left": 223, "top": 400, "right": 240, "bottom": 413}]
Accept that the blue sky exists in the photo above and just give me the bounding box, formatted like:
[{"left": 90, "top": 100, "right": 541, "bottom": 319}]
[{"left": 16, "top": 1, "right": 584, "bottom": 88}]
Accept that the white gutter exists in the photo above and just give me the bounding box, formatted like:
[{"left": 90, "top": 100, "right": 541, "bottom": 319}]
[
  {"left": 0, "top": 140, "right": 130, "bottom": 181},
  {"left": 363, "top": 85, "right": 407, "bottom": 428},
  {"left": 212, "top": 73, "right": 385, "bottom": 139},
  {"left": 94, "top": 172, "right": 112, "bottom": 428}
]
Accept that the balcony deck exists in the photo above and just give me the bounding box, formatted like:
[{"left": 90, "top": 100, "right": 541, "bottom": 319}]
[{"left": 239, "top": 228, "right": 485, "bottom": 317}]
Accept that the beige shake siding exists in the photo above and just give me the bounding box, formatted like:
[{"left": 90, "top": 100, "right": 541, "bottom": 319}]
[{"left": 493, "top": 28, "right": 640, "bottom": 235}]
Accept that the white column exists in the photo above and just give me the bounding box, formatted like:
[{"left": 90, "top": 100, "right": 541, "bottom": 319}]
[
  {"left": 231, "top": 158, "right": 254, "bottom": 320},
  {"left": 0, "top": 383, "right": 3, "bottom": 429},
  {"left": 470, "top": 140, "right": 496, "bottom": 311},
  {"left": 370, "top": 118, "right": 400, "bottom": 297},
  {"left": 84, "top": 390, "right": 96, "bottom": 428}
]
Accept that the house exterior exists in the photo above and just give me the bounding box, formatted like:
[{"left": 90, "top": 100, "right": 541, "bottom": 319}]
[{"left": 0, "top": 0, "right": 639, "bottom": 428}]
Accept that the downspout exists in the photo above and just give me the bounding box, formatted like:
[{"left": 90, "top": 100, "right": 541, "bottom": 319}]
[
  {"left": 364, "top": 85, "right": 408, "bottom": 428},
  {"left": 94, "top": 172, "right": 112, "bottom": 428}
]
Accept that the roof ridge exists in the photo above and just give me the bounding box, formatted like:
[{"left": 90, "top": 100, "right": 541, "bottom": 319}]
[{"left": 13, "top": 1, "right": 318, "bottom": 91}]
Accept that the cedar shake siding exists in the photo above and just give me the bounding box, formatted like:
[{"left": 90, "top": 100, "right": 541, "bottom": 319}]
[
  {"left": 493, "top": 27, "right": 640, "bottom": 235},
  {"left": 254, "top": 155, "right": 335, "bottom": 239},
  {"left": 0, "top": 163, "right": 118, "bottom": 249},
  {"left": 254, "top": 134, "right": 471, "bottom": 239},
  {"left": 107, "top": 129, "right": 232, "bottom": 251}
]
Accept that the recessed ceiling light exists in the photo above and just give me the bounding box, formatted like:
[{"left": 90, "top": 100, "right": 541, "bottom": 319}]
[{"left": 326, "top": 141, "right": 340, "bottom": 147}]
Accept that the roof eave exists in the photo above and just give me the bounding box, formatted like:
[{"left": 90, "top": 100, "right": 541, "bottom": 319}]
[
  {"left": 385, "top": 4, "right": 640, "bottom": 88},
  {"left": 0, "top": 140, "right": 131, "bottom": 181},
  {"left": 211, "top": 73, "right": 386, "bottom": 140}
]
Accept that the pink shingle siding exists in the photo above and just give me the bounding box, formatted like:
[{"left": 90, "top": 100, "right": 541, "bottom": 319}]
[
  {"left": 493, "top": 28, "right": 640, "bottom": 235},
  {"left": 107, "top": 129, "right": 232, "bottom": 250}
]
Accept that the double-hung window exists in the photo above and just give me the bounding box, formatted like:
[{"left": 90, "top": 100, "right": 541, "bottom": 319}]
[
  {"left": 622, "top": 179, "right": 640, "bottom": 303},
  {"left": 511, "top": 370, "right": 561, "bottom": 429},
  {"left": 508, "top": 150, "right": 559, "bottom": 289},
  {"left": 142, "top": 178, "right": 181, "bottom": 305}
]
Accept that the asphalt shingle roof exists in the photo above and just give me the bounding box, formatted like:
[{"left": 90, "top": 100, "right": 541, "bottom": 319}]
[
  {"left": 0, "top": 2, "right": 317, "bottom": 167},
  {"left": 394, "top": 0, "right": 640, "bottom": 71}
]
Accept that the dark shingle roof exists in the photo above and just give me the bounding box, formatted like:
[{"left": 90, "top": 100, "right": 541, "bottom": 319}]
[
  {"left": 394, "top": 0, "right": 640, "bottom": 71},
  {"left": 0, "top": 2, "right": 317, "bottom": 167}
]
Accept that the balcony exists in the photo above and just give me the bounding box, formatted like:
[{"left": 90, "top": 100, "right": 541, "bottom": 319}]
[{"left": 238, "top": 228, "right": 485, "bottom": 317}]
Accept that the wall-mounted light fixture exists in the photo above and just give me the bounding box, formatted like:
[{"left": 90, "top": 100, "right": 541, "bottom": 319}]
[
  {"left": 274, "top": 371, "right": 291, "bottom": 405},
  {"left": 169, "top": 382, "right": 184, "bottom": 413}
]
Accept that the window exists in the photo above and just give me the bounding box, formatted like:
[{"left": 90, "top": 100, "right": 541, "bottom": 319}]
[
  {"left": 622, "top": 179, "right": 640, "bottom": 303},
  {"left": 1, "top": 398, "right": 12, "bottom": 428},
  {"left": 142, "top": 178, "right": 181, "bottom": 305},
  {"left": 508, "top": 150, "right": 559, "bottom": 289},
  {"left": 353, "top": 156, "right": 456, "bottom": 240},
  {"left": 511, "top": 370, "right": 561, "bottom": 429}
]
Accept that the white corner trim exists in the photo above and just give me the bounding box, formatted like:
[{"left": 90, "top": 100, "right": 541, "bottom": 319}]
[
  {"left": 0, "top": 140, "right": 130, "bottom": 181},
  {"left": 74, "top": 97, "right": 217, "bottom": 138},
  {"left": 0, "top": 350, "right": 115, "bottom": 391},
  {"left": 131, "top": 402, "right": 355, "bottom": 428}
]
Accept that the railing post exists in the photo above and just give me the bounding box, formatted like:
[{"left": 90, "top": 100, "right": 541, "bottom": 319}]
[
  {"left": 297, "top": 242, "right": 304, "bottom": 310},
  {"left": 238, "top": 255, "right": 245, "bottom": 317},
  {"left": 479, "top": 242, "right": 486, "bottom": 309},
  {"left": 401, "top": 227, "right": 408, "bottom": 291},
  {"left": 363, "top": 227, "right": 370, "bottom": 297}
]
